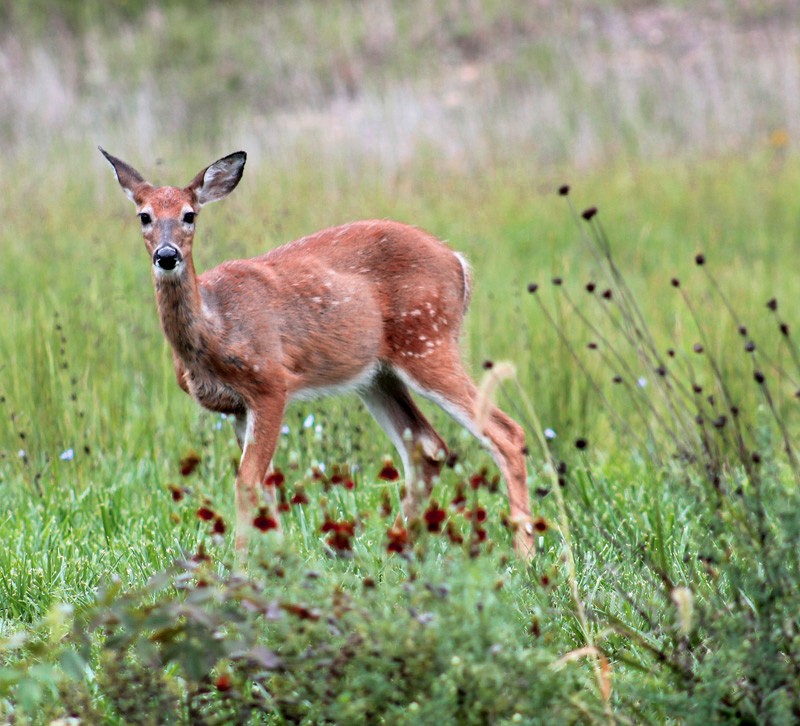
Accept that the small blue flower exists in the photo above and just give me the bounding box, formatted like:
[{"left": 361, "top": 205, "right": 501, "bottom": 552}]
[
  {"left": 60, "top": 448, "right": 75, "bottom": 461},
  {"left": 544, "top": 428, "right": 556, "bottom": 440},
  {"left": 303, "top": 414, "right": 315, "bottom": 429}
]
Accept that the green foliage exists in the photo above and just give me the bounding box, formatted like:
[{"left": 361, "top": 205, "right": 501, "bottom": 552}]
[{"left": 1, "top": 547, "right": 597, "bottom": 724}]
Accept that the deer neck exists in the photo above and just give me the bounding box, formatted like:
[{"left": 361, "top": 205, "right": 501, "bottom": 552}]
[{"left": 153, "top": 256, "right": 212, "bottom": 361}]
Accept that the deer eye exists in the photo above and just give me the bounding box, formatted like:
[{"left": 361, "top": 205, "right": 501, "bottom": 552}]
[
  {"left": 182, "top": 212, "right": 195, "bottom": 225},
  {"left": 139, "top": 212, "right": 152, "bottom": 226}
]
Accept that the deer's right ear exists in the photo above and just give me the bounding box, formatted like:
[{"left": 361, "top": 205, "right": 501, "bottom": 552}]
[{"left": 99, "top": 147, "right": 147, "bottom": 203}]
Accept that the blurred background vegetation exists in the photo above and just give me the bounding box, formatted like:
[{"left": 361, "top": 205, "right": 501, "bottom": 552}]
[{"left": 2, "top": 0, "right": 798, "bottom": 170}]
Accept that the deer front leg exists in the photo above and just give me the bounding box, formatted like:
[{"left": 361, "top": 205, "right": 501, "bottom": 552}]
[{"left": 234, "top": 396, "right": 286, "bottom": 556}]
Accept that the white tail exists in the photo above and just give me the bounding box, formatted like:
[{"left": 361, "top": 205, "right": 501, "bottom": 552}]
[{"left": 100, "top": 148, "right": 535, "bottom": 559}]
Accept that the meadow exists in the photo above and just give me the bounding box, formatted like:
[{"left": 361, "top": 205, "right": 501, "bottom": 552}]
[{"left": 1, "top": 1, "right": 799, "bottom": 723}]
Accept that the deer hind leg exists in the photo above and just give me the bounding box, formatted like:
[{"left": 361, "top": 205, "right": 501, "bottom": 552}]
[
  {"left": 395, "top": 354, "right": 535, "bottom": 559},
  {"left": 359, "top": 367, "right": 448, "bottom": 522}
]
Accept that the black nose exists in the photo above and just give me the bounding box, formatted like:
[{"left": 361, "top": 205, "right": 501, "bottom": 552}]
[{"left": 153, "top": 245, "right": 182, "bottom": 270}]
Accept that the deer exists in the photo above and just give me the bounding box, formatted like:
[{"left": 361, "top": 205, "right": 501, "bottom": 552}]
[{"left": 99, "top": 148, "right": 536, "bottom": 559}]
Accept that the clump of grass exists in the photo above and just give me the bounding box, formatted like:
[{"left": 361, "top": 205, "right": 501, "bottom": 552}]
[{"left": 515, "top": 186, "right": 800, "bottom": 722}]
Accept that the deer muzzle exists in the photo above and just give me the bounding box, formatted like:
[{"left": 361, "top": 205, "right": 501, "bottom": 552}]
[{"left": 153, "top": 245, "right": 182, "bottom": 271}]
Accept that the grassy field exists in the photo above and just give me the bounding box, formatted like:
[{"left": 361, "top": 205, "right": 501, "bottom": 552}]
[{"left": 1, "top": 1, "right": 800, "bottom": 723}]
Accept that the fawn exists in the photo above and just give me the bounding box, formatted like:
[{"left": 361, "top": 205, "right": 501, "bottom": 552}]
[{"left": 100, "top": 148, "right": 535, "bottom": 558}]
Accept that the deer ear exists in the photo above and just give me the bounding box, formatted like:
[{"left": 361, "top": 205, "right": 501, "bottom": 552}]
[
  {"left": 188, "top": 151, "right": 247, "bottom": 207},
  {"left": 99, "top": 147, "right": 148, "bottom": 203}
]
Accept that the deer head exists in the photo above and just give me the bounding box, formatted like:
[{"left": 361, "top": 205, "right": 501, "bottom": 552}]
[{"left": 99, "top": 148, "right": 246, "bottom": 275}]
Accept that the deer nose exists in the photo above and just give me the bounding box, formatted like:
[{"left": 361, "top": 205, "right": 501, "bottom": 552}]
[{"left": 153, "top": 245, "right": 182, "bottom": 270}]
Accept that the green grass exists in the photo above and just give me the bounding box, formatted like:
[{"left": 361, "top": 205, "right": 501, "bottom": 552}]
[
  {"left": 2, "top": 0, "right": 800, "bottom": 720},
  {"left": 1, "top": 147, "right": 799, "bottom": 721}
]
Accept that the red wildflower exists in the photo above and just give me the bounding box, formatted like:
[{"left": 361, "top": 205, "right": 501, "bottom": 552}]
[
  {"left": 168, "top": 483, "right": 187, "bottom": 502},
  {"left": 311, "top": 467, "right": 326, "bottom": 481},
  {"left": 423, "top": 502, "right": 447, "bottom": 532},
  {"left": 466, "top": 506, "right": 487, "bottom": 523},
  {"left": 291, "top": 489, "right": 309, "bottom": 506},
  {"left": 469, "top": 469, "right": 489, "bottom": 490},
  {"left": 265, "top": 470, "right": 285, "bottom": 487},
  {"left": 212, "top": 516, "right": 226, "bottom": 534},
  {"left": 215, "top": 674, "right": 232, "bottom": 692},
  {"left": 344, "top": 478, "right": 356, "bottom": 490},
  {"left": 378, "top": 462, "right": 400, "bottom": 481},
  {"left": 180, "top": 451, "right": 201, "bottom": 477},
  {"left": 330, "top": 473, "right": 344, "bottom": 485},
  {"left": 321, "top": 516, "right": 356, "bottom": 552},
  {"left": 197, "top": 506, "right": 215, "bottom": 521},
  {"left": 253, "top": 508, "right": 279, "bottom": 532},
  {"left": 386, "top": 525, "right": 409, "bottom": 554},
  {"left": 445, "top": 522, "right": 464, "bottom": 544}
]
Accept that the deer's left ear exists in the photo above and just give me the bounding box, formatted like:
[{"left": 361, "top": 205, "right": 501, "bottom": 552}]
[{"left": 187, "top": 151, "right": 247, "bottom": 207}]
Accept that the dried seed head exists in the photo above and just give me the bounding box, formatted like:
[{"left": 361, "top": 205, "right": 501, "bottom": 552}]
[
  {"left": 612, "top": 374, "right": 623, "bottom": 384},
  {"left": 754, "top": 371, "right": 765, "bottom": 384},
  {"left": 671, "top": 278, "right": 680, "bottom": 288},
  {"left": 780, "top": 323, "right": 789, "bottom": 336},
  {"left": 738, "top": 326, "right": 747, "bottom": 337},
  {"left": 766, "top": 298, "right": 778, "bottom": 311},
  {"left": 552, "top": 277, "right": 563, "bottom": 286},
  {"left": 527, "top": 282, "right": 539, "bottom": 294},
  {"left": 692, "top": 383, "right": 703, "bottom": 394},
  {"left": 656, "top": 365, "right": 667, "bottom": 377},
  {"left": 712, "top": 416, "right": 726, "bottom": 429},
  {"left": 586, "top": 282, "right": 596, "bottom": 293},
  {"left": 532, "top": 517, "right": 548, "bottom": 533},
  {"left": 693, "top": 343, "right": 704, "bottom": 354},
  {"left": 574, "top": 438, "right": 588, "bottom": 450},
  {"left": 581, "top": 207, "right": 598, "bottom": 221},
  {"left": 751, "top": 451, "right": 762, "bottom": 464},
  {"left": 558, "top": 184, "right": 570, "bottom": 196},
  {"left": 745, "top": 341, "right": 756, "bottom": 353},
  {"left": 587, "top": 342, "right": 598, "bottom": 350},
  {"left": 482, "top": 360, "right": 494, "bottom": 370},
  {"left": 667, "top": 349, "right": 675, "bottom": 358},
  {"left": 695, "top": 253, "right": 705, "bottom": 266},
  {"left": 601, "top": 289, "right": 612, "bottom": 300}
]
